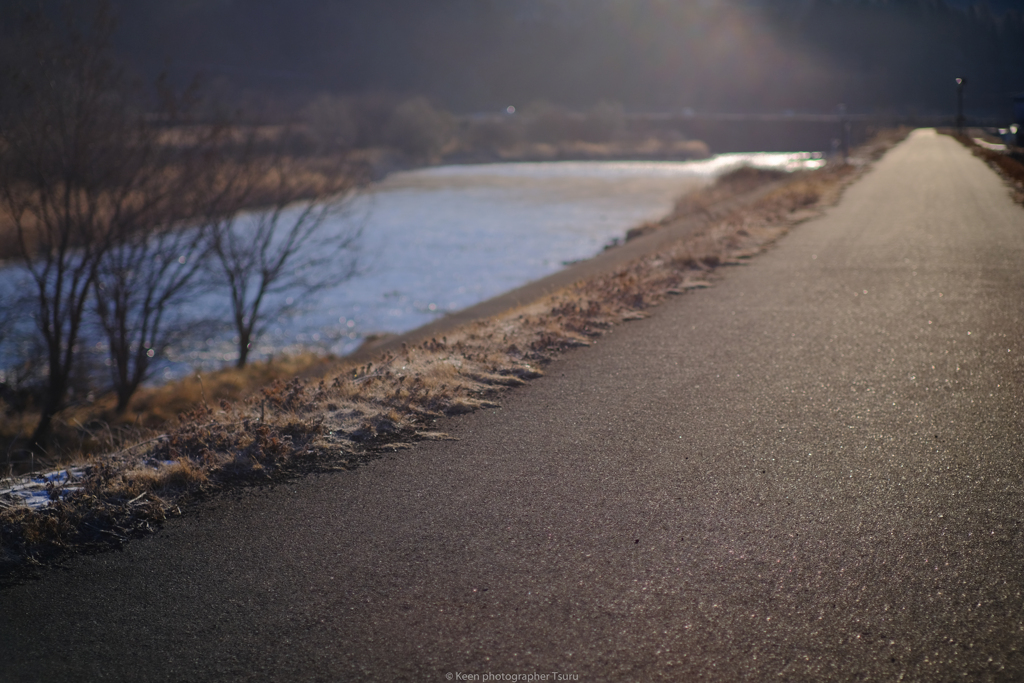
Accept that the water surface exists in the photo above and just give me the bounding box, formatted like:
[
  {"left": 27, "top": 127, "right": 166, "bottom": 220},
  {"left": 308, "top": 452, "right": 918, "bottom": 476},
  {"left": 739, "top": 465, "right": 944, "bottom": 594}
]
[{"left": 173, "top": 152, "right": 824, "bottom": 373}]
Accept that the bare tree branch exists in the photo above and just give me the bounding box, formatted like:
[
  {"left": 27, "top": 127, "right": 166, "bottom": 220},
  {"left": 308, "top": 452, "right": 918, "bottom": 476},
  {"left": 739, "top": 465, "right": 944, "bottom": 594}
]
[
  {"left": 0, "top": 2, "right": 231, "bottom": 439},
  {"left": 0, "top": 3, "right": 129, "bottom": 444},
  {"left": 92, "top": 217, "right": 210, "bottom": 413},
  {"left": 207, "top": 156, "right": 366, "bottom": 367}
]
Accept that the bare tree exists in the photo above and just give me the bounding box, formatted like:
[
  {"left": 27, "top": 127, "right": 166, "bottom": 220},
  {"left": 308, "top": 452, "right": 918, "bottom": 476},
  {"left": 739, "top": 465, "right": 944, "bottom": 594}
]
[
  {"left": 89, "top": 110, "right": 239, "bottom": 413},
  {"left": 0, "top": 278, "right": 41, "bottom": 414},
  {"left": 385, "top": 97, "right": 455, "bottom": 161},
  {"left": 0, "top": 5, "right": 128, "bottom": 443},
  {"left": 207, "top": 157, "right": 365, "bottom": 367},
  {"left": 92, "top": 217, "right": 211, "bottom": 413},
  {"left": 0, "top": 3, "right": 219, "bottom": 441}
]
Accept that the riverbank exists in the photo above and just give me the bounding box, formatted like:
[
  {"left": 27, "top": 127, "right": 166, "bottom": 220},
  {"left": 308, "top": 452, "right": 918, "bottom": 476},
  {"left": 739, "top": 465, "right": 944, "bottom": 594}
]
[
  {"left": 351, "top": 137, "right": 712, "bottom": 182},
  {"left": 0, "top": 129, "right": 909, "bottom": 575}
]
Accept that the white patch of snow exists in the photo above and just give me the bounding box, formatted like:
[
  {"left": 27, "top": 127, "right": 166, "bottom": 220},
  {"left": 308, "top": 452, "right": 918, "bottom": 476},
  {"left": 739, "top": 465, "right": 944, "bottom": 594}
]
[{"left": 0, "top": 468, "right": 85, "bottom": 510}]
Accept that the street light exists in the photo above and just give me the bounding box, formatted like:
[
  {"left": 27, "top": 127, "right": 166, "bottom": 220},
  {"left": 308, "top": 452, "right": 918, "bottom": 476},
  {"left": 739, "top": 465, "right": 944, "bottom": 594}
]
[
  {"left": 837, "top": 103, "right": 850, "bottom": 163},
  {"left": 955, "top": 77, "right": 967, "bottom": 134}
]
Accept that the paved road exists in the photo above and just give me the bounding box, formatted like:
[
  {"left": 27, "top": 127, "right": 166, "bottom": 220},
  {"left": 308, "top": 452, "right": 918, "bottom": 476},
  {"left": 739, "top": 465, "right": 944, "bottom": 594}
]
[{"left": 3, "top": 129, "right": 1024, "bottom": 681}]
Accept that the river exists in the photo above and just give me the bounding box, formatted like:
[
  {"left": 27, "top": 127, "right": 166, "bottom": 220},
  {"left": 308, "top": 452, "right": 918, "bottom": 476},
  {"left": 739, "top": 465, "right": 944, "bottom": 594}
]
[
  {"left": 0, "top": 152, "right": 826, "bottom": 382},
  {"left": 166, "top": 151, "right": 825, "bottom": 376}
]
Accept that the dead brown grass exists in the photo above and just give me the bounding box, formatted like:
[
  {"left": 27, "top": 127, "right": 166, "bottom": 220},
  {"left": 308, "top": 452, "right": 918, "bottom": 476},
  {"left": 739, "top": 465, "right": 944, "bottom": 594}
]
[
  {"left": 125, "top": 352, "right": 341, "bottom": 428},
  {"left": 625, "top": 166, "right": 791, "bottom": 241},
  {"left": 0, "top": 153, "right": 363, "bottom": 262},
  {"left": 0, "top": 129, "right": 907, "bottom": 574},
  {"left": 482, "top": 138, "right": 711, "bottom": 163},
  {"left": 940, "top": 129, "right": 1024, "bottom": 204},
  {"left": 0, "top": 352, "right": 340, "bottom": 477}
]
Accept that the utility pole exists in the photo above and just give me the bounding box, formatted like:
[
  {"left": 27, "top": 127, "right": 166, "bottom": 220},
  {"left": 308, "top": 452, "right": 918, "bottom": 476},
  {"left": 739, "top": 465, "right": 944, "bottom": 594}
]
[
  {"left": 956, "top": 77, "right": 967, "bottom": 134},
  {"left": 837, "top": 103, "right": 850, "bottom": 163}
]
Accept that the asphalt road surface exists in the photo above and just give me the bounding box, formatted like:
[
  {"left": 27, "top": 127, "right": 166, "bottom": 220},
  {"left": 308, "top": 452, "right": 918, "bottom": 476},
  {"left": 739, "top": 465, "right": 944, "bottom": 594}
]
[{"left": 3, "top": 129, "right": 1024, "bottom": 682}]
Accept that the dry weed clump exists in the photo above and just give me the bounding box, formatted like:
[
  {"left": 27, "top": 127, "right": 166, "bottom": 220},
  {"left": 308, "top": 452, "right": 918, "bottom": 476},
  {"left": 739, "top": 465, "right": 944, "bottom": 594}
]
[{"left": 1, "top": 133, "right": 903, "bottom": 574}]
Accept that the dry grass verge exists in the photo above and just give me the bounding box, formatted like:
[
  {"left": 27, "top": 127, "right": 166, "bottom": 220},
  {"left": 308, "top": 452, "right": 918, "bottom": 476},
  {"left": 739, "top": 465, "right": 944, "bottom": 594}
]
[
  {"left": 0, "top": 130, "right": 908, "bottom": 577},
  {"left": 465, "top": 138, "right": 711, "bottom": 163},
  {"left": 940, "top": 129, "right": 1024, "bottom": 204},
  {"left": 0, "top": 353, "right": 343, "bottom": 475}
]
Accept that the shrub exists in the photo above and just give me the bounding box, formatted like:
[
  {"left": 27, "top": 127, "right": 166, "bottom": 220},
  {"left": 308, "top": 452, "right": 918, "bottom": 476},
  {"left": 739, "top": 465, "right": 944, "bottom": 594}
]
[
  {"left": 384, "top": 97, "right": 454, "bottom": 160},
  {"left": 302, "top": 93, "right": 359, "bottom": 152},
  {"left": 520, "top": 101, "right": 576, "bottom": 143},
  {"left": 463, "top": 118, "right": 525, "bottom": 151},
  {"left": 580, "top": 101, "right": 626, "bottom": 142}
]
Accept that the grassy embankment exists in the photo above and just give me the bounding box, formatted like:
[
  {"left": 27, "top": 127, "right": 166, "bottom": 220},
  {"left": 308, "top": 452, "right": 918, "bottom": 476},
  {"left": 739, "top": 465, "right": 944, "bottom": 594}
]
[{"left": 0, "top": 129, "right": 910, "bottom": 573}]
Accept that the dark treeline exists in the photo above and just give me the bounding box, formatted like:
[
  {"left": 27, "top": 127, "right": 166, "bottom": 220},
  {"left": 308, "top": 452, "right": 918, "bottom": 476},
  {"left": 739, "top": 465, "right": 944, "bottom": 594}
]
[{"left": 19, "top": 0, "right": 1019, "bottom": 121}]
